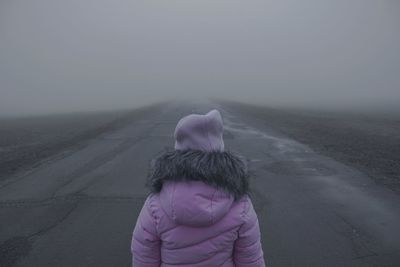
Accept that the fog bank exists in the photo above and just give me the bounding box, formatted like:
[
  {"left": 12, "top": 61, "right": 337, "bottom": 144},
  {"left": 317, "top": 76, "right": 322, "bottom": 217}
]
[{"left": 1, "top": 0, "right": 399, "bottom": 115}]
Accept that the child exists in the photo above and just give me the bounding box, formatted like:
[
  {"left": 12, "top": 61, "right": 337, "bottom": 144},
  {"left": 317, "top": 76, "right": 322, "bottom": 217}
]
[{"left": 131, "top": 109, "right": 265, "bottom": 266}]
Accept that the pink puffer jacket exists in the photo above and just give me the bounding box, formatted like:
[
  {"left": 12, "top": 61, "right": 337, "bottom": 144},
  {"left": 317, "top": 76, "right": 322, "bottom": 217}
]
[{"left": 131, "top": 180, "right": 265, "bottom": 266}]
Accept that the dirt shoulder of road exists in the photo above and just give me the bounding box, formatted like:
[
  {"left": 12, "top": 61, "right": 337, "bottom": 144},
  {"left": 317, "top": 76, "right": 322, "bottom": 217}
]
[
  {"left": 221, "top": 100, "right": 400, "bottom": 193},
  {"left": 0, "top": 102, "right": 165, "bottom": 181}
]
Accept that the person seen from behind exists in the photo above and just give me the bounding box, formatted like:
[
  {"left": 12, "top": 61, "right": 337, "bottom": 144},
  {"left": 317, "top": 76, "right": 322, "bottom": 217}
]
[{"left": 131, "top": 109, "right": 265, "bottom": 266}]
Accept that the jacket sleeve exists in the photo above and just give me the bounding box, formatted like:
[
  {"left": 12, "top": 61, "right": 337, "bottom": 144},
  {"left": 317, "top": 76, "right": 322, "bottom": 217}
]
[
  {"left": 131, "top": 195, "right": 161, "bottom": 267},
  {"left": 234, "top": 196, "right": 265, "bottom": 267}
]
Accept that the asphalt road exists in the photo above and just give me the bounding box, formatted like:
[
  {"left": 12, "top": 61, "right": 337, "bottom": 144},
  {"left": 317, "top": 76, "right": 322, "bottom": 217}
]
[{"left": 1, "top": 100, "right": 400, "bottom": 267}]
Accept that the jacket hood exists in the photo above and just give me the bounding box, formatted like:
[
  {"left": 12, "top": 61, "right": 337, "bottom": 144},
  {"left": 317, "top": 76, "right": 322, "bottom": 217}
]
[
  {"left": 159, "top": 181, "right": 235, "bottom": 227},
  {"left": 147, "top": 149, "right": 250, "bottom": 226}
]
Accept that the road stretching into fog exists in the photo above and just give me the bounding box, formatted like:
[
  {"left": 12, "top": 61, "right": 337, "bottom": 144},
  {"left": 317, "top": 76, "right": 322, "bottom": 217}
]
[{"left": 1, "top": 100, "right": 400, "bottom": 267}]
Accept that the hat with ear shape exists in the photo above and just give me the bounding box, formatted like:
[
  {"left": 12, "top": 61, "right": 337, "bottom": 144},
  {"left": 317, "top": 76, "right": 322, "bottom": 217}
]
[{"left": 174, "top": 109, "right": 224, "bottom": 152}]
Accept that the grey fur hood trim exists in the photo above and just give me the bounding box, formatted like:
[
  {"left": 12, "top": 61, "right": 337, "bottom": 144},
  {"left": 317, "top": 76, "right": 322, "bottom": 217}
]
[{"left": 147, "top": 149, "right": 250, "bottom": 200}]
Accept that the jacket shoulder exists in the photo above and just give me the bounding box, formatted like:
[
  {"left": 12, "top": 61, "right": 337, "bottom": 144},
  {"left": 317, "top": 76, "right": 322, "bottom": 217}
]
[
  {"left": 145, "top": 194, "right": 161, "bottom": 226},
  {"left": 144, "top": 193, "right": 173, "bottom": 233},
  {"left": 237, "top": 195, "right": 258, "bottom": 224}
]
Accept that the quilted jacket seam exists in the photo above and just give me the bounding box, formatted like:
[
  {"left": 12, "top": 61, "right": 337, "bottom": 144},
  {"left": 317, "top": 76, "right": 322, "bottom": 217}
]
[{"left": 148, "top": 194, "right": 161, "bottom": 236}]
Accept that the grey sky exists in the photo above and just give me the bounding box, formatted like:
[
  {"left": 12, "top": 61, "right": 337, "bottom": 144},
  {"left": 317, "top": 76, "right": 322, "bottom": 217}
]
[{"left": 1, "top": 0, "right": 399, "bottom": 115}]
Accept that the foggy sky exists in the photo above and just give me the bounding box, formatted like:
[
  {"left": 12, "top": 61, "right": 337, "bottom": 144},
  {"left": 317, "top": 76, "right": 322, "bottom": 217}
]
[{"left": 1, "top": 0, "right": 399, "bottom": 115}]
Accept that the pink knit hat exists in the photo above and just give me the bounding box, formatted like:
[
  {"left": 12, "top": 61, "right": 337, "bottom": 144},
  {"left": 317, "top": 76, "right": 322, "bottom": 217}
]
[{"left": 174, "top": 109, "right": 224, "bottom": 152}]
